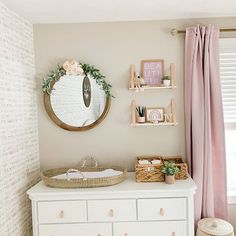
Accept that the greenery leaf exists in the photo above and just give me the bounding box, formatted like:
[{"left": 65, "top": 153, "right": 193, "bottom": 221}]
[
  {"left": 161, "top": 161, "right": 179, "bottom": 176},
  {"left": 42, "top": 62, "right": 113, "bottom": 97}
]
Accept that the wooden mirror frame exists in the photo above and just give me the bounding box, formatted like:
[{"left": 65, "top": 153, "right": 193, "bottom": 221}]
[{"left": 44, "top": 80, "right": 111, "bottom": 131}]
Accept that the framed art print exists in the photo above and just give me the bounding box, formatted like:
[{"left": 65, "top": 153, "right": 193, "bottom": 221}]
[
  {"left": 146, "top": 107, "right": 164, "bottom": 123},
  {"left": 141, "top": 59, "right": 164, "bottom": 86}
]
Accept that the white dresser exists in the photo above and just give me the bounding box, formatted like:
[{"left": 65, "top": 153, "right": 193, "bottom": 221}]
[{"left": 27, "top": 172, "right": 196, "bottom": 236}]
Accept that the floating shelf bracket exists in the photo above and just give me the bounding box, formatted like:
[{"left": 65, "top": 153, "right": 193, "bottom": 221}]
[
  {"left": 170, "top": 63, "right": 176, "bottom": 87},
  {"left": 131, "top": 99, "right": 137, "bottom": 126},
  {"left": 171, "top": 98, "right": 177, "bottom": 126},
  {"left": 130, "top": 64, "right": 136, "bottom": 89}
]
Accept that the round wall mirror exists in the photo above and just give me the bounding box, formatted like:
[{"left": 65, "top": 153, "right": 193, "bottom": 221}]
[{"left": 43, "top": 60, "right": 111, "bottom": 131}]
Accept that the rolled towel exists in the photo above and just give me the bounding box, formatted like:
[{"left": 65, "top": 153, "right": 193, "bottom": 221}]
[
  {"left": 151, "top": 160, "right": 161, "bottom": 165},
  {"left": 138, "top": 160, "right": 151, "bottom": 165}
]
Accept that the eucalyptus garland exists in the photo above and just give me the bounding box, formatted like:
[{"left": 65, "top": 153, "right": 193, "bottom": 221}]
[{"left": 42, "top": 62, "right": 113, "bottom": 97}]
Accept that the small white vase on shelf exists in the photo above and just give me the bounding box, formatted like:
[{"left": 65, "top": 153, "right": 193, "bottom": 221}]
[
  {"left": 137, "top": 117, "right": 145, "bottom": 123},
  {"left": 163, "top": 80, "right": 171, "bottom": 87}
]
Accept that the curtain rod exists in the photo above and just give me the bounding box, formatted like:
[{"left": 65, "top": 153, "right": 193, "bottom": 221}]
[{"left": 171, "top": 28, "right": 236, "bottom": 36}]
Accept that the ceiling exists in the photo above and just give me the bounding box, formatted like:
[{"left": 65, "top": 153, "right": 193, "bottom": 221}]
[{"left": 2, "top": 0, "right": 236, "bottom": 24}]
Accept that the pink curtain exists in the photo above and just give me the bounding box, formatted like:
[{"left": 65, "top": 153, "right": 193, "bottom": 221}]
[{"left": 185, "top": 25, "right": 228, "bottom": 223}]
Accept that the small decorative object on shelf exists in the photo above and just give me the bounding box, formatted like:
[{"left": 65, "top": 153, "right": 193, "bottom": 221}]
[
  {"left": 141, "top": 59, "right": 164, "bottom": 86},
  {"left": 129, "top": 63, "right": 176, "bottom": 90},
  {"left": 162, "top": 75, "right": 171, "bottom": 87},
  {"left": 146, "top": 107, "right": 164, "bottom": 123},
  {"left": 164, "top": 113, "right": 172, "bottom": 123},
  {"left": 161, "top": 160, "right": 179, "bottom": 184},
  {"left": 135, "top": 74, "right": 146, "bottom": 92},
  {"left": 136, "top": 106, "right": 146, "bottom": 123}
]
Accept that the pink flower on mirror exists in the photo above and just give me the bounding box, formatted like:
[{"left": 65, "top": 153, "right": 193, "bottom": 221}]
[{"left": 63, "top": 60, "right": 84, "bottom": 76}]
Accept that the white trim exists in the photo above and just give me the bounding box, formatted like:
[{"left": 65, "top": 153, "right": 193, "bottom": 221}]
[
  {"left": 225, "top": 122, "right": 236, "bottom": 130},
  {"left": 220, "top": 39, "right": 236, "bottom": 203},
  {"left": 219, "top": 38, "right": 236, "bottom": 124},
  {"left": 220, "top": 38, "right": 236, "bottom": 49},
  {"left": 228, "top": 191, "right": 236, "bottom": 204}
]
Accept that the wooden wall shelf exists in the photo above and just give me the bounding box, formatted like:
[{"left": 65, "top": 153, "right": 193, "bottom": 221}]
[
  {"left": 129, "top": 85, "right": 176, "bottom": 91},
  {"left": 129, "top": 63, "right": 176, "bottom": 90},
  {"left": 131, "top": 122, "right": 178, "bottom": 127},
  {"left": 131, "top": 99, "right": 178, "bottom": 127},
  {"left": 129, "top": 61, "right": 177, "bottom": 127}
]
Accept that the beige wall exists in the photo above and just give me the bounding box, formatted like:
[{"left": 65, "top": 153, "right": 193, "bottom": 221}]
[
  {"left": 34, "top": 17, "right": 236, "bottom": 171},
  {"left": 34, "top": 20, "right": 185, "bottom": 170},
  {"left": 34, "top": 17, "right": 236, "bottom": 229}
]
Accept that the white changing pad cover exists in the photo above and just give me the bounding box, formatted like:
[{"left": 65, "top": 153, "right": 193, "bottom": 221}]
[{"left": 52, "top": 169, "right": 123, "bottom": 180}]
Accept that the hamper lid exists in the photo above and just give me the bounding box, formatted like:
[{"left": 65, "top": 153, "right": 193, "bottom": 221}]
[{"left": 198, "top": 218, "right": 233, "bottom": 235}]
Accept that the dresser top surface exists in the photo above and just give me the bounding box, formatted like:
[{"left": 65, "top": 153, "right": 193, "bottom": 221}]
[{"left": 27, "top": 172, "right": 196, "bottom": 199}]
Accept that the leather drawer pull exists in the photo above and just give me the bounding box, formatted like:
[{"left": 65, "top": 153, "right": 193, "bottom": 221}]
[
  {"left": 109, "top": 209, "right": 114, "bottom": 217},
  {"left": 160, "top": 208, "right": 164, "bottom": 216},
  {"left": 59, "top": 210, "right": 64, "bottom": 218}
]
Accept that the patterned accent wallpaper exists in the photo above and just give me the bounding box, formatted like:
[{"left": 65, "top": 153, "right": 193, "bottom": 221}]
[{"left": 0, "top": 2, "right": 40, "bottom": 235}]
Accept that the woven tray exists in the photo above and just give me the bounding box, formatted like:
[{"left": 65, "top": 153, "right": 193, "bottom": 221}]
[{"left": 41, "top": 166, "right": 127, "bottom": 188}]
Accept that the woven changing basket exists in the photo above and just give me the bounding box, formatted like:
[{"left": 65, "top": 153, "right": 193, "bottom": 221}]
[
  {"left": 135, "top": 155, "right": 189, "bottom": 182},
  {"left": 41, "top": 166, "right": 127, "bottom": 188},
  {"left": 197, "top": 218, "right": 234, "bottom": 236}
]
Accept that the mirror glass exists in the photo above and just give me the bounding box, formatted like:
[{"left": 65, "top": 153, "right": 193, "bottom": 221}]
[{"left": 50, "top": 75, "right": 107, "bottom": 127}]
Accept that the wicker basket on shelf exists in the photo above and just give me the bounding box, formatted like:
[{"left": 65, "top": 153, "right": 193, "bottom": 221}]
[
  {"left": 135, "top": 155, "right": 189, "bottom": 182},
  {"left": 162, "top": 156, "right": 189, "bottom": 180},
  {"left": 135, "top": 156, "right": 164, "bottom": 182}
]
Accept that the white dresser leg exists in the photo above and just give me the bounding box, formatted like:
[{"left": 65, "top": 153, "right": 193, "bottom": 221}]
[
  {"left": 187, "top": 195, "right": 195, "bottom": 236},
  {"left": 31, "top": 201, "right": 38, "bottom": 236}
]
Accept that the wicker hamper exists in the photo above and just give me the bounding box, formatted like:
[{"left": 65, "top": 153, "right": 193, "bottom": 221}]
[
  {"left": 135, "top": 155, "right": 189, "bottom": 182},
  {"left": 197, "top": 218, "right": 234, "bottom": 236}
]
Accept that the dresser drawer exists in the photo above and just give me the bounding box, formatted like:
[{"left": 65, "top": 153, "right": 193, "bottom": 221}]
[
  {"left": 39, "top": 223, "right": 112, "bottom": 236},
  {"left": 38, "top": 201, "right": 86, "bottom": 223},
  {"left": 114, "top": 221, "right": 187, "bottom": 236},
  {"left": 88, "top": 200, "right": 136, "bottom": 222},
  {"left": 138, "top": 198, "right": 186, "bottom": 220}
]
